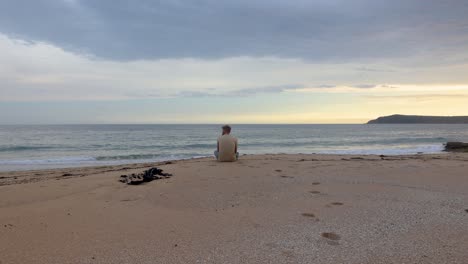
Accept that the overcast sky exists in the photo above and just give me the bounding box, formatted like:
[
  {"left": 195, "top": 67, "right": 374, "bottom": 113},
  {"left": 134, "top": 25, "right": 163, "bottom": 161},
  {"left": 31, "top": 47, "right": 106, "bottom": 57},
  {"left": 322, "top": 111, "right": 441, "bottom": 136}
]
[{"left": 1, "top": 0, "right": 468, "bottom": 124}]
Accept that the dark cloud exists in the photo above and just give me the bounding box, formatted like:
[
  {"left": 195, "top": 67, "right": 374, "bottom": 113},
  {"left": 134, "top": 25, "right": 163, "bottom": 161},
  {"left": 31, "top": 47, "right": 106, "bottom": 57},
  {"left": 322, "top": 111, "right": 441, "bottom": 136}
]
[
  {"left": 380, "top": 84, "right": 399, "bottom": 89},
  {"left": 173, "top": 84, "right": 304, "bottom": 98},
  {"left": 124, "top": 84, "right": 305, "bottom": 98},
  {"left": 351, "top": 84, "right": 377, "bottom": 89},
  {"left": 0, "top": 0, "right": 467, "bottom": 62},
  {"left": 316, "top": 84, "right": 336, "bottom": 88},
  {"left": 170, "top": 83, "right": 379, "bottom": 98},
  {"left": 225, "top": 84, "right": 302, "bottom": 96}
]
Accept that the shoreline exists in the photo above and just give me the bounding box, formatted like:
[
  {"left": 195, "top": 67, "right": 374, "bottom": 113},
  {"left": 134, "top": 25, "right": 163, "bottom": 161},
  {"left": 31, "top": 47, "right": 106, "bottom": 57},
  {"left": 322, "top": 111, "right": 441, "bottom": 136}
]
[
  {"left": 1, "top": 153, "right": 468, "bottom": 263},
  {"left": 0, "top": 152, "right": 461, "bottom": 186},
  {"left": 0, "top": 143, "right": 447, "bottom": 172},
  {"left": 0, "top": 156, "right": 206, "bottom": 186}
]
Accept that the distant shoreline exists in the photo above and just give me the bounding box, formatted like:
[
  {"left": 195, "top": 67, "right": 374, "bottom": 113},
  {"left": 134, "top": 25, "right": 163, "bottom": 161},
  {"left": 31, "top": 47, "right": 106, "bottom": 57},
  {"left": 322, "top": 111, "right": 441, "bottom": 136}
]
[{"left": 367, "top": 114, "right": 468, "bottom": 124}]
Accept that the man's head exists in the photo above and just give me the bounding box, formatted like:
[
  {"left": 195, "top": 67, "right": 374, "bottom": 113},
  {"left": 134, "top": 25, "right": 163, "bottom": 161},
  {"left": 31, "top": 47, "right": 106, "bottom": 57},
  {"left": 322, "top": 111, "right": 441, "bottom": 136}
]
[{"left": 222, "top": 125, "right": 231, "bottom": 135}]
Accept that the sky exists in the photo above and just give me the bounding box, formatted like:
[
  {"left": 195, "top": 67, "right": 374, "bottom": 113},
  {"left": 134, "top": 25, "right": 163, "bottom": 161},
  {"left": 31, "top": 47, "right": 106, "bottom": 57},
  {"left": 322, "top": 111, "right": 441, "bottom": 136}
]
[{"left": 1, "top": 0, "right": 468, "bottom": 124}]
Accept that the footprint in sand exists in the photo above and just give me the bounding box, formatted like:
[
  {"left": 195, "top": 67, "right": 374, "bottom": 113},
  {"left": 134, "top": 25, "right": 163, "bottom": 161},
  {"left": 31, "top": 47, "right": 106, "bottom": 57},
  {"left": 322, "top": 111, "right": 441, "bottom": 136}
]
[
  {"left": 281, "top": 250, "right": 295, "bottom": 258},
  {"left": 275, "top": 169, "right": 282, "bottom": 172},
  {"left": 280, "top": 175, "right": 294, "bottom": 178},
  {"left": 330, "top": 202, "right": 344, "bottom": 206},
  {"left": 312, "top": 182, "right": 320, "bottom": 185},
  {"left": 302, "top": 213, "right": 315, "bottom": 217},
  {"left": 321, "top": 232, "right": 341, "bottom": 241},
  {"left": 302, "top": 213, "right": 320, "bottom": 221},
  {"left": 120, "top": 198, "right": 140, "bottom": 202},
  {"left": 321, "top": 232, "right": 341, "bottom": 246}
]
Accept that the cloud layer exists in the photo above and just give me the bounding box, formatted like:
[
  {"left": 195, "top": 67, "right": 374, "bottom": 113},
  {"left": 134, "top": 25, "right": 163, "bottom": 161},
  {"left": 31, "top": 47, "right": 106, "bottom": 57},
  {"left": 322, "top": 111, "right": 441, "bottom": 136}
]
[
  {"left": 1, "top": 0, "right": 468, "bottom": 62},
  {"left": 1, "top": 31, "right": 468, "bottom": 102}
]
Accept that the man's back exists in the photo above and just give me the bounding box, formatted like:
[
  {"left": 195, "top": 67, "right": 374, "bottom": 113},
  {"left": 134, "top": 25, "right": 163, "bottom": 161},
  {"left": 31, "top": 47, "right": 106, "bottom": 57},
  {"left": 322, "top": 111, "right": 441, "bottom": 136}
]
[{"left": 217, "top": 134, "right": 238, "bottom": 162}]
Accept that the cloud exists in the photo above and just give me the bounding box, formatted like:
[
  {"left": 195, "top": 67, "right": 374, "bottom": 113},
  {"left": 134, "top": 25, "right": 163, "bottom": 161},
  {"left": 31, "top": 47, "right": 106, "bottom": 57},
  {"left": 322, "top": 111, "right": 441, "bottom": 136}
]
[
  {"left": 1, "top": 0, "right": 468, "bottom": 64},
  {"left": 380, "top": 85, "right": 399, "bottom": 89},
  {"left": 215, "top": 84, "right": 303, "bottom": 97},
  {"left": 351, "top": 84, "right": 377, "bottom": 89},
  {"left": 315, "top": 84, "right": 336, "bottom": 88},
  {"left": 160, "top": 85, "right": 305, "bottom": 98},
  {"left": 1, "top": 32, "right": 468, "bottom": 102}
]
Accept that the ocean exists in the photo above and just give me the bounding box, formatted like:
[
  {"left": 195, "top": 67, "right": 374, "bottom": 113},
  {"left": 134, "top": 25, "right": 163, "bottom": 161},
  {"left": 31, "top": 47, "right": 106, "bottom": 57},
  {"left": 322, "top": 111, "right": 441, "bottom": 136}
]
[{"left": 1, "top": 124, "right": 467, "bottom": 171}]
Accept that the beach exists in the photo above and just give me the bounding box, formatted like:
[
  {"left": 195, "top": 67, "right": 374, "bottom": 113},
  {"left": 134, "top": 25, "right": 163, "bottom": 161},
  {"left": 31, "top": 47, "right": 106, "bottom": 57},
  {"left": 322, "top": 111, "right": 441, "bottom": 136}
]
[{"left": 1, "top": 153, "right": 467, "bottom": 264}]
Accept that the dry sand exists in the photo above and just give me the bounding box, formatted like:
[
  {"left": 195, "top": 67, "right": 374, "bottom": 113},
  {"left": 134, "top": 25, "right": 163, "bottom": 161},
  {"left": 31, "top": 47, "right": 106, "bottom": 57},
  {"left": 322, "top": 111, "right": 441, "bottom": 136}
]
[{"left": 1, "top": 154, "right": 468, "bottom": 264}]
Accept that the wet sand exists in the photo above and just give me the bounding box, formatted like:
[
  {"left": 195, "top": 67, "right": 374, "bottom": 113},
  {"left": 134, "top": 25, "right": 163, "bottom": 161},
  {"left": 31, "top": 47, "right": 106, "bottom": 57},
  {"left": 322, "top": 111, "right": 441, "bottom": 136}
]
[{"left": 1, "top": 154, "right": 468, "bottom": 264}]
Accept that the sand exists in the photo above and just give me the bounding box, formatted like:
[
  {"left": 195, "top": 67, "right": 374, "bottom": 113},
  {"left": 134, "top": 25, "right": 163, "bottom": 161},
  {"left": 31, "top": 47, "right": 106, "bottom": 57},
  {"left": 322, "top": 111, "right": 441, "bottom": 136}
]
[{"left": 1, "top": 153, "right": 468, "bottom": 264}]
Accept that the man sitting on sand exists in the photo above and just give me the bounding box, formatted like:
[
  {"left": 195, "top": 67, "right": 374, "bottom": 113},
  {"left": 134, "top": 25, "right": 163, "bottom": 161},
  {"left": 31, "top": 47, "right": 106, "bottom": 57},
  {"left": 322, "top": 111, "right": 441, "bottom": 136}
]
[{"left": 214, "top": 125, "right": 239, "bottom": 162}]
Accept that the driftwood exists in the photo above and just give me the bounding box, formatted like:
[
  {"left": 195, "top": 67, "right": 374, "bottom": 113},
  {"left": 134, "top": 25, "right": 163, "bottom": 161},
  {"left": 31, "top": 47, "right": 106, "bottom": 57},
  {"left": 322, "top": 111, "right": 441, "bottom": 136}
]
[
  {"left": 444, "top": 142, "right": 468, "bottom": 152},
  {"left": 119, "top": 167, "right": 172, "bottom": 185}
]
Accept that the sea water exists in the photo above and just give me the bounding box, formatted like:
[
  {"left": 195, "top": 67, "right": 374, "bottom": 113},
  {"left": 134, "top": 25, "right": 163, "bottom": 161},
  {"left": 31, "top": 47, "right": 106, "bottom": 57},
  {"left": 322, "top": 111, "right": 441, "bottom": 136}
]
[{"left": 1, "top": 124, "right": 467, "bottom": 171}]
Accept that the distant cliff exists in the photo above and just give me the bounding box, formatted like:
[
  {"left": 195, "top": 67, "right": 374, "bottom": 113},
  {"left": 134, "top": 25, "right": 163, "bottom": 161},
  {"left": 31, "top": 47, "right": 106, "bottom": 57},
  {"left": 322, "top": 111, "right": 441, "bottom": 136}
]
[{"left": 367, "top": 115, "right": 468, "bottom": 124}]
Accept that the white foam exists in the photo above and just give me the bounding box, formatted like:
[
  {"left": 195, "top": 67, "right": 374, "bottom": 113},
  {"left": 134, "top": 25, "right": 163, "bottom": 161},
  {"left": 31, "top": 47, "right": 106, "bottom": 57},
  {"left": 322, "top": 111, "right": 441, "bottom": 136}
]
[
  {"left": 314, "top": 144, "right": 445, "bottom": 155},
  {"left": 0, "top": 144, "right": 445, "bottom": 172},
  {"left": 0, "top": 156, "right": 96, "bottom": 165}
]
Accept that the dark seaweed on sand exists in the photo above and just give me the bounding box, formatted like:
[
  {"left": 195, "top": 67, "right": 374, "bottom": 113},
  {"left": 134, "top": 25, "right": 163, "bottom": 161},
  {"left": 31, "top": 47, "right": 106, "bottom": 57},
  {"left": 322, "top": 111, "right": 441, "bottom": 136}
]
[{"left": 119, "top": 167, "right": 172, "bottom": 185}]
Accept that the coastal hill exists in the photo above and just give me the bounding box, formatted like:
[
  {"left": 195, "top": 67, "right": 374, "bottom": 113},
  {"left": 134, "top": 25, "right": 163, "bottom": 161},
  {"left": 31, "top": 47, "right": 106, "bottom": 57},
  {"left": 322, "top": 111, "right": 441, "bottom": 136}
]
[{"left": 367, "top": 114, "right": 468, "bottom": 124}]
